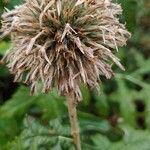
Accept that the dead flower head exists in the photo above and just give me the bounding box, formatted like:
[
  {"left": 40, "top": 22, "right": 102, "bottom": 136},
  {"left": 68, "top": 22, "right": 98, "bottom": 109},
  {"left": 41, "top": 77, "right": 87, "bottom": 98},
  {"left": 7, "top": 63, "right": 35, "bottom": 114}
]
[{"left": 0, "top": 0, "right": 130, "bottom": 101}]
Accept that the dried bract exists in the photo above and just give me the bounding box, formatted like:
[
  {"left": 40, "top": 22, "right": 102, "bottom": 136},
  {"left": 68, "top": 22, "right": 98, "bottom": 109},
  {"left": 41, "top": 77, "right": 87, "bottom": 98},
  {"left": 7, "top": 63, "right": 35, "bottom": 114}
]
[{"left": 0, "top": 0, "right": 130, "bottom": 101}]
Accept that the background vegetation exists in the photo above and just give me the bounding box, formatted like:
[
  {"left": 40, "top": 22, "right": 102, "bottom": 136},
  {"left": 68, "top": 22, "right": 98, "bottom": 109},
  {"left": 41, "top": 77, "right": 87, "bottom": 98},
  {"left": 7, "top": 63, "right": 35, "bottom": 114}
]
[{"left": 0, "top": 0, "right": 149, "bottom": 149}]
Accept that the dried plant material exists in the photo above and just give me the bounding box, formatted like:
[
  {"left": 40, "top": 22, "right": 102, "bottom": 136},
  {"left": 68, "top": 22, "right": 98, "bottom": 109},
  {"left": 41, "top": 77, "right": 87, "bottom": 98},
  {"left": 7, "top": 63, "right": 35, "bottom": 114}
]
[
  {"left": 2, "top": 0, "right": 10, "bottom": 4},
  {"left": 0, "top": 0, "right": 130, "bottom": 102}
]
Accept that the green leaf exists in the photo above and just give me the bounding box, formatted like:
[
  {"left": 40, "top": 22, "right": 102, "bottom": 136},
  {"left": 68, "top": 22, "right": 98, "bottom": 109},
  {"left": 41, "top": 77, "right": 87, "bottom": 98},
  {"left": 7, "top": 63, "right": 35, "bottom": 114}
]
[
  {"left": 114, "top": 79, "right": 136, "bottom": 126},
  {"left": 94, "top": 90, "right": 109, "bottom": 117},
  {"left": 0, "top": 86, "right": 37, "bottom": 119},
  {"left": 80, "top": 84, "right": 91, "bottom": 106},
  {"left": 118, "top": 0, "right": 138, "bottom": 32},
  {"left": 7, "top": 116, "right": 74, "bottom": 150},
  {"left": 110, "top": 126, "right": 150, "bottom": 150},
  {"left": 92, "top": 134, "right": 111, "bottom": 150},
  {"left": 0, "top": 41, "right": 11, "bottom": 55},
  {"left": 36, "top": 90, "right": 66, "bottom": 120},
  {"left": 91, "top": 126, "right": 150, "bottom": 150}
]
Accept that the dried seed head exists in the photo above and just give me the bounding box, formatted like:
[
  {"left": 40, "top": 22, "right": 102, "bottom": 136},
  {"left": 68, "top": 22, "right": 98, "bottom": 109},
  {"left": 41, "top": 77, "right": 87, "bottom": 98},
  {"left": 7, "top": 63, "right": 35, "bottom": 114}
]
[{"left": 0, "top": 0, "right": 131, "bottom": 101}]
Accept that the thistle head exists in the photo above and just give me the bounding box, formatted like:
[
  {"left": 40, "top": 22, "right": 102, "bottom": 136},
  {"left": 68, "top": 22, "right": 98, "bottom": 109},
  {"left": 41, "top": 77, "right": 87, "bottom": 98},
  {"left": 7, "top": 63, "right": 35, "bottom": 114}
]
[{"left": 0, "top": 0, "right": 130, "bottom": 101}]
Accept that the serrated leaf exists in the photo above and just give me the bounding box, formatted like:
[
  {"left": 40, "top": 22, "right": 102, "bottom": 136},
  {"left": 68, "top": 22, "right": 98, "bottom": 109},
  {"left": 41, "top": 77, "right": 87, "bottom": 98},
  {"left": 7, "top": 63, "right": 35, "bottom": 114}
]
[{"left": 8, "top": 116, "right": 74, "bottom": 150}]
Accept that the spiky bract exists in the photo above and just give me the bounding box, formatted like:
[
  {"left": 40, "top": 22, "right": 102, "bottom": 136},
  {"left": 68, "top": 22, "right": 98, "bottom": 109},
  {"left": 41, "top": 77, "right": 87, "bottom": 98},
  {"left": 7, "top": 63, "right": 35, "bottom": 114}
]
[{"left": 0, "top": 0, "right": 130, "bottom": 101}]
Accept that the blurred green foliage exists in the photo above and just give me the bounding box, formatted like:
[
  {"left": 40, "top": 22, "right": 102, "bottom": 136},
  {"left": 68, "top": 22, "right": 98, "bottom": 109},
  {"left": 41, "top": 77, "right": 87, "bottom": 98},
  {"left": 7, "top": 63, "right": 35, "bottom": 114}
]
[{"left": 0, "top": 0, "right": 150, "bottom": 149}]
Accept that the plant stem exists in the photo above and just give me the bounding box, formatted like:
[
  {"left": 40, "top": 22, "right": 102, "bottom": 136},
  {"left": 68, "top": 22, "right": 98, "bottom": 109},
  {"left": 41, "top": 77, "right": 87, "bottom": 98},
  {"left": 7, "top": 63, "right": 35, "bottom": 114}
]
[{"left": 66, "top": 92, "right": 82, "bottom": 150}]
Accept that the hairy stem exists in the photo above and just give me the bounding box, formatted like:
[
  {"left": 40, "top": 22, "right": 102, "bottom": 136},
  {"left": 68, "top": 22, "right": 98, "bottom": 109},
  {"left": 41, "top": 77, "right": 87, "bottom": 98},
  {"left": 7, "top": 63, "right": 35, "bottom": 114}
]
[{"left": 66, "top": 92, "right": 82, "bottom": 150}]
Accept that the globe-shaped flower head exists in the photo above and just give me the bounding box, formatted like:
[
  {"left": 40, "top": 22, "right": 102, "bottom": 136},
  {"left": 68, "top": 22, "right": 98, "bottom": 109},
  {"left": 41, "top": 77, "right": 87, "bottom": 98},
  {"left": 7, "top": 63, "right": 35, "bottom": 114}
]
[{"left": 0, "top": 0, "right": 130, "bottom": 101}]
